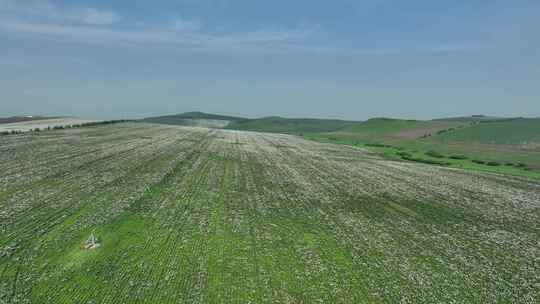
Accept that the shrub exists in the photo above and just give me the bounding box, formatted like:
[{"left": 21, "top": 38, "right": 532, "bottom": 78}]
[
  {"left": 487, "top": 161, "right": 501, "bottom": 166},
  {"left": 413, "top": 158, "right": 451, "bottom": 166},
  {"left": 397, "top": 151, "right": 413, "bottom": 158},
  {"left": 472, "top": 159, "right": 486, "bottom": 165},
  {"left": 397, "top": 151, "right": 450, "bottom": 166},
  {"left": 365, "top": 143, "right": 388, "bottom": 148},
  {"left": 450, "top": 155, "right": 468, "bottom": 160},
  {"left": 426, "top": 150, "right": 445, "bottom": 158}
]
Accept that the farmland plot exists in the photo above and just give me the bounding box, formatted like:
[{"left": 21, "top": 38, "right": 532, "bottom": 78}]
[
  {"left": 0, "top": 123, "right": 539, "bottom": 303},
  {"left": 0, "top": 118, "right": 100, "bottom": 133}
]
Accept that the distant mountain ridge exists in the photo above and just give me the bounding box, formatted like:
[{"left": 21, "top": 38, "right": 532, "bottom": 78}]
[
  {"left": 432, "top": 115, "right": 521, "bottom": 122},
  {"left": 226, "top": 116, "right": 360, "bottom": 133},
  {"left": 142, "top": 112, "right": 361, "bottom": 133},
  {"left": 141, "top": 112, "right": 540, "bottom": 144}
]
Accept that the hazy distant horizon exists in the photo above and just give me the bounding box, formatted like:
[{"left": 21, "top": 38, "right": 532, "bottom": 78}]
[
  {"left": 2, "top": 0, "right": 539, "bottom": 120},
  {"left": 1, "top": 110, "right": 538, "bottom": 123}
]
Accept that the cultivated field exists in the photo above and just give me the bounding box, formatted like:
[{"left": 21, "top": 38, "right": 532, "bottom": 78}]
[
  {"left": 0, "top": 123, "right": 539, "bottom": 303},
  {"left": 0, "top": 118, "right": 99, "bottom": 133}
]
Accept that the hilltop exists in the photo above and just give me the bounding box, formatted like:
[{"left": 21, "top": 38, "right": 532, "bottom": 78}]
[
  {"left": 142, "top": 112, "right": 540, "bottom": 145},
  {"left": 141, "top": 112, "right": 247, "bottom": 128},
  {"left": 142, "top": 112, "right": 361, "bottom": 133},
  {"left": 432, "top": 115, "right": 512, "bottom": 122},
  {"left": 225, "top": 116, "right": 359, "bottom": 133}
]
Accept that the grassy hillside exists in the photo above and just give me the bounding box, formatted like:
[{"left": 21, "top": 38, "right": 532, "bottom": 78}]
[
  {"left": 226, "top": 116, "right": 360, "bottom": 133},
  {"left": 143, "top": 112, "right": 360, "bottom": 133},
  {"left": 303, "top": 117, "right": 540, "bottom": 178},
  {"left": 432, "top": 115, "right": 509, "bottom": 122},
  {"left": 142, "top": 112, "right": 540, "bottom": 177},
  {"left": 1, "top": 123, "right": 539, "bottom": 303},
  {"left": 433, "top": 118, "right": 540, "bottom": 145},
  {"left": 323, "top": 118, "right": 464, "bottom": 142}
]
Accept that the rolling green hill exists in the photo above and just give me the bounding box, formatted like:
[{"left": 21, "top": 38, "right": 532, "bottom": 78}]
[
  {"left": 312, "top": 118, "right": 465, "bottom": 142},
  {"left": 302, "top": 117, "right": 540, "bottom": 177},
  {"left": 226, "top": 116, "right": 360, "bottom": 133},
  {"left": 432, "top": 115, "right": 510, "bottom": 122},
  {"left": 226, "top": 117, "right": 461, "bottom": 138},
  {"left": 143, "top": 112, "right": 362, "bottom": 133},
  {"left": 433, "top": 118, "right": 540, "bottom": 145},
  {"left": 142, "top": 112, "right": 540, "bottom": 176},
  {"left": 143, "top": 113, "right": 469, "bottom": 138}
]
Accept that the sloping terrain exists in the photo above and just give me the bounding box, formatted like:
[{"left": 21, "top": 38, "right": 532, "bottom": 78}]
[
  {"left": 303, "top": 117, "right": 540, "bottom": 176},
  {"left": 321, "top": 118, "right": 464, "bottom": 142},
  {"left": 1, "top": 123, "right": 539, "bottom": 303},
  {"left": 142, "top": 113, "right": 471, "bottom": 139},
  {"left": 142, "top": 112, "right": 246, "bottom": 128},
  {"left": 0, "top": 118, "right": 100, "bottom": 133},
  {"left": 226, "top": 116, "right": 359, "bottom": 134},
  {"left": 433, "top": 115, "right": 509, "bottom": 122},
  {"left": 143, "top": 112, "right": 360, "bottom": 133},
  {"left": 433, "top": 118, "right": 540, "bottom": 145}
]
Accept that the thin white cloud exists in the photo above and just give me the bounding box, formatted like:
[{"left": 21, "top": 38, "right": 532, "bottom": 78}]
[
  {"left": 0, "top": 1, "right": 479, "bottom": 56},
  {"left": 0, "top": 18, "right": 480, "bottom": 56},
  {"left": 79, "top": 8, "right": 121, "bottom": 26},
  {"left": 172, "top": 17, "right": 202, "bottom": 32},
  {"left": 0, "top": 18, "right": 311, "bottom": 49},
  {"left": 0, "top": 0, "right": 121, "bottom": 25}
]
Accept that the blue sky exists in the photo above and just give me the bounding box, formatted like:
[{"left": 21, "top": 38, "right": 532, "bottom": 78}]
[{"left": 1, "top": 0, "right": 539, "bottom": 120}]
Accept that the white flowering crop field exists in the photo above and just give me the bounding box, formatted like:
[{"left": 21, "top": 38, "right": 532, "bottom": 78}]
[
  {"left": 0, "top": 123, "right": 539, "bottom": 303},
  {"left": 0, "top": 118, "right": 100, "bottom": 133}
]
